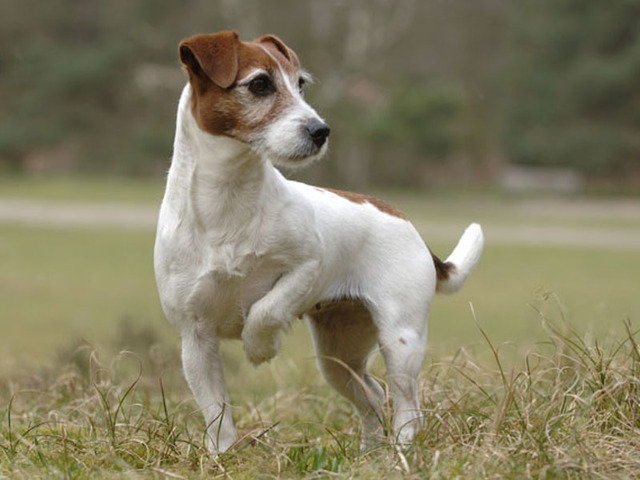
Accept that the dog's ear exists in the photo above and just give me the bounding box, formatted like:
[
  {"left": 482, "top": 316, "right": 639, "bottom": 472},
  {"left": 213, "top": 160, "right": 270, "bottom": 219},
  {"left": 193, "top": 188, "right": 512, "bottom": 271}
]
[
  {"left": 257, "top": 34, "right": 300, "bottom": 69},
  {"left": 179, "top": 31, "right": 239, "bottom": 88}
]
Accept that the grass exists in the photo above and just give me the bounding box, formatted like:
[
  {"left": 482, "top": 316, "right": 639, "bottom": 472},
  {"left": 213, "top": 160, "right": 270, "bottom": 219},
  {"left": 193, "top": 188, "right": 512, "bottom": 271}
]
[
  {"left": 2, "top": 310, "right": 640, "bottom": 478},
  {"left": 1, "top": 176, "right": 640, "bottom": 477},
  {"left": 0, "top": 225, "right": 168, "bottom": 368}
]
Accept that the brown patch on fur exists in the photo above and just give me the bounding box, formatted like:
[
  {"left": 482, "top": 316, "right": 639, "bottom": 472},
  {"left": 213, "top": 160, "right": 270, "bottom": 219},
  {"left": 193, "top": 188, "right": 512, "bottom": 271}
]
[
  {"left": 313, "top": 298, "right": 364, "bottom": 314},
  {"left": 307, "top": 298, "right": 377, "bottom": 367},
  {"left": 430, "top": 250, "right": 455, "bottom": 290},
  {"left": 256, "top": 34, "right": 300, "bottom": 70},
  {"left": 178, "top": 31, "right": 302, "bottom": 139},
  {"left": 319, "top": 187, "right": 408, "bottom": 220},
  {"left": 399, "top": 337, "right": 407, "bottom": 345},
  {"left": 180, "top": 32, "right": 239, "bottom": 89}
]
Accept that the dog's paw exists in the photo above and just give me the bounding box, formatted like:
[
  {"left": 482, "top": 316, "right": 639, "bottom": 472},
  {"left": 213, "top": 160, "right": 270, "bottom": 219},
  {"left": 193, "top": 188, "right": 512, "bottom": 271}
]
[{"left": 242, "top": 327, "right": 281, "bottom": 366}]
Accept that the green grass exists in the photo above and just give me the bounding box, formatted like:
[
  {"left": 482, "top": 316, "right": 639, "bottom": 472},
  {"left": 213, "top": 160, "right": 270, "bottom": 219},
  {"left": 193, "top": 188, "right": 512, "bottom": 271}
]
[
  {"left": 1, "top": 176, "right": 639, "bottom": 477},
  {"left": 1, "top": 223, "right": 638, "bottom": 367},
  {"left": 0, "top": 225, "right": 169, "bottom": 368}
]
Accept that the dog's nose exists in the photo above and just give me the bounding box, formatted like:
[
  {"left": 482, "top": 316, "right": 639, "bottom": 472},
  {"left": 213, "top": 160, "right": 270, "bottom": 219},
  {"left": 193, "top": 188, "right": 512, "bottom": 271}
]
[{"left": 305, "top": 119, "right": 330, "bottom": 148}]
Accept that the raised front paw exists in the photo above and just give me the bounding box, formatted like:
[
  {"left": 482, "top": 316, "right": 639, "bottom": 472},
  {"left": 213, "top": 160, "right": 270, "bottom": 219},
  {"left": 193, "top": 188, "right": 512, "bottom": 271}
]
[{"left": 242, "top": 326, "right": 281, "bottom": 366}]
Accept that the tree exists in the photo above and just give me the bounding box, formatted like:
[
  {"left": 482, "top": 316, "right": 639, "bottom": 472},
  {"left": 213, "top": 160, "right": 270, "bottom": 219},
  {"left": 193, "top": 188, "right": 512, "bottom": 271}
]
[{"left": 502, "top": 0, "right": 640, "bottom": 177}]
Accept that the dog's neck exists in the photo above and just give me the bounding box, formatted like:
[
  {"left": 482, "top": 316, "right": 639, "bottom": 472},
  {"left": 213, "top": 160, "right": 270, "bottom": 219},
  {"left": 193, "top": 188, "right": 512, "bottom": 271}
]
[{"left": 168, "top": 85, "right": 275, "bottom": 231}]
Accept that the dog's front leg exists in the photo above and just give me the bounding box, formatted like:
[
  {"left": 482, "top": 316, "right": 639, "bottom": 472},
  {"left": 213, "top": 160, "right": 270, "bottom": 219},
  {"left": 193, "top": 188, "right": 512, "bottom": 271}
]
[
  {"left": 242, "top": 258, "right": 320, "bottom": 365},
  {"left": 181, "top": 323, "right": 237, "bottom": 453}
]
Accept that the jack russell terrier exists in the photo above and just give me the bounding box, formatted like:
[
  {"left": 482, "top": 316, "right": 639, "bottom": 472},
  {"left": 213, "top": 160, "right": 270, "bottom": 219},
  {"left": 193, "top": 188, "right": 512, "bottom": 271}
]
[{"left": 154, "top": 31, "right": 484, "bottom": 453}]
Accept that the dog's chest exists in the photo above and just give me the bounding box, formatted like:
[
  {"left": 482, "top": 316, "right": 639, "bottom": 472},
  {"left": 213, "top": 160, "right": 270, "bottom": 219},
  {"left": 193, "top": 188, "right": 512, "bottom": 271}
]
[
  {"left": 197, "top": 259, "right": 285, "bottom": 338},
  {"left": 159, "top": 236, "right": 286, "bottom": 338}
]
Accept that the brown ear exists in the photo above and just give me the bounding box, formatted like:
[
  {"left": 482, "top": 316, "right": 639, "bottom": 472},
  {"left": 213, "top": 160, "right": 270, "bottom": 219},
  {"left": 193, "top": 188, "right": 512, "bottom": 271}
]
[
  {"left": 179, "top": 31, "right": 239, "bottom": 88},
  {"left": 256, "top": 34, "right": 300, "bottom": 68}
]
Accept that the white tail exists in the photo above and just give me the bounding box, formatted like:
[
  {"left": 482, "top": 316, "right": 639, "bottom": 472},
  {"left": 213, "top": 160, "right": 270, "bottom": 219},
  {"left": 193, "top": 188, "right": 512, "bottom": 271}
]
[{"left": 436, "top": 223, "right": 484, "bottom": 295}]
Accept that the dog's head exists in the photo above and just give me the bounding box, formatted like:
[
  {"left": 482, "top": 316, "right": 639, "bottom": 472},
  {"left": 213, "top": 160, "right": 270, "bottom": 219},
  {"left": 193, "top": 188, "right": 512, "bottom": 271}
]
[{"left": 179, "top": 31, "right": 329, "bottom": 167}]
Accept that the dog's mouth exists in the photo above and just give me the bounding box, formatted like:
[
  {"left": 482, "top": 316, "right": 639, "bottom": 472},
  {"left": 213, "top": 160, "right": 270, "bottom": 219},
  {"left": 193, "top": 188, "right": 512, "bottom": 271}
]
[
  {"left": 250, "top": 124, "right": 330, "bottom": 168},
  {"left": 264, "top": 144, "right": 328, "bottom": 168}
]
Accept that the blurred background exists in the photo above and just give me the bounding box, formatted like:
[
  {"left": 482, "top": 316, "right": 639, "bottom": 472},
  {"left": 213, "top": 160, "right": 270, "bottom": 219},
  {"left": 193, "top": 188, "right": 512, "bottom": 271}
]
[
  {"left": 1, "top": 0, "right": 638, "bottom": 187},
  {"left": 0, "top": 0, "right": 639, "bottom": 377}
]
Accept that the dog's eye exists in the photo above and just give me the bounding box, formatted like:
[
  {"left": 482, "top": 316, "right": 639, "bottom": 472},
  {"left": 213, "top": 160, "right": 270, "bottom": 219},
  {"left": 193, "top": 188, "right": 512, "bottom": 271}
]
[
  {"left": 298, "top": 77, "right": 306, "bottom": 93},
  {"left": 248, "top": 75, "right": 275, "bottom": 96}
]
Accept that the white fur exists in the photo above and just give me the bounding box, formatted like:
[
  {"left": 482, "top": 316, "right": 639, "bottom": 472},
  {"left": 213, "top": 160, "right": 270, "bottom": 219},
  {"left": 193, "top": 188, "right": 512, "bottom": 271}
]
[
  {"left": 438, "top": 223, "right": 484, "bottom": 294},
  {"left": 154, "top": 83, "right": 483, "bottom": 454}
]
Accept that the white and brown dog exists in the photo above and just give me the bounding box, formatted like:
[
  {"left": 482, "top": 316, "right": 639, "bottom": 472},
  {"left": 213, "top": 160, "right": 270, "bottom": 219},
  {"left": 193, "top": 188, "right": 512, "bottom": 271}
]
[{"left": 154, "top": 31, "right": 483, "bottom": 453}]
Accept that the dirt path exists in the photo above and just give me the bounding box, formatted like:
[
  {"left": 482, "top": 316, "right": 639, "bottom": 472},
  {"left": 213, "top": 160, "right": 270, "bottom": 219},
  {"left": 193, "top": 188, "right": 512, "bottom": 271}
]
[
  {"left": 0, "top": 199, "right": 157, "bottom": 229},
  {"left": 0, "top": 198, "right": 639, "bottom": 249}
]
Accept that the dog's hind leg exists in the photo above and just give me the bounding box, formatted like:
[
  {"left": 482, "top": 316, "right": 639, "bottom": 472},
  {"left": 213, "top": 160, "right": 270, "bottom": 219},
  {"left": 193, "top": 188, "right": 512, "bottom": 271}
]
[
  {"left": 307, "top": 300, "right": 386, "bottom": 445},
  {"left": 376, "top": 313, "right": 428, "bottom": 444},
  {"left": 181, "top": 322, "right": 237, "bottom": 454}
]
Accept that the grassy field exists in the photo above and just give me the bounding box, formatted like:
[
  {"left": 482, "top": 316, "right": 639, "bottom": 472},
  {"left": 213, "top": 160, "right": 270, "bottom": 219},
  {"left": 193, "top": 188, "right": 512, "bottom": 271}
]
[{"left": 1, "top": 177, "right": 639, "bottom": 478}]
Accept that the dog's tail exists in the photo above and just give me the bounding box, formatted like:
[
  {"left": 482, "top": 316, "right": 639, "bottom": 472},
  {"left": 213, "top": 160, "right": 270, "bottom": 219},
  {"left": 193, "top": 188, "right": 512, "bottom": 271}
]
[{"left": 431, "top": 223, "right": 484, "bottom": 295}]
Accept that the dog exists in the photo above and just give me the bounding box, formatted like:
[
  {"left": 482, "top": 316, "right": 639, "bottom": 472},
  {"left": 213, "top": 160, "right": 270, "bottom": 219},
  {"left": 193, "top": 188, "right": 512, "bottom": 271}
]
[{"left": 154, "top": 31, "right": 484, "bottom": 454}]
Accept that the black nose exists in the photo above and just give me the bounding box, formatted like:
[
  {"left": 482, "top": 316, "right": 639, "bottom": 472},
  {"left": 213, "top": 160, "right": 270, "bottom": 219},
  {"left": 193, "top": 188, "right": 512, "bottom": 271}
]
[{"left": 305, "top": 119, "right": 330, "bottom": 148}]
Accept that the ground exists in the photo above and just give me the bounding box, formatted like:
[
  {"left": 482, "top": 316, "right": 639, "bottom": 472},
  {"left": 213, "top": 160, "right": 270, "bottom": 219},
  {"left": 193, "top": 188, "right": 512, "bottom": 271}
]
[{"left": 0, "top": 177, "right": 639, "bottom": 478}]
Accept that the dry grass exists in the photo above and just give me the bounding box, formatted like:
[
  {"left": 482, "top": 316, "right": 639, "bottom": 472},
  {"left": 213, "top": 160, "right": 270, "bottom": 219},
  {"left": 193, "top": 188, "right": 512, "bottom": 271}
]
[{"left": 2, "top": 302, "right": 640, "bottom": 479}]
